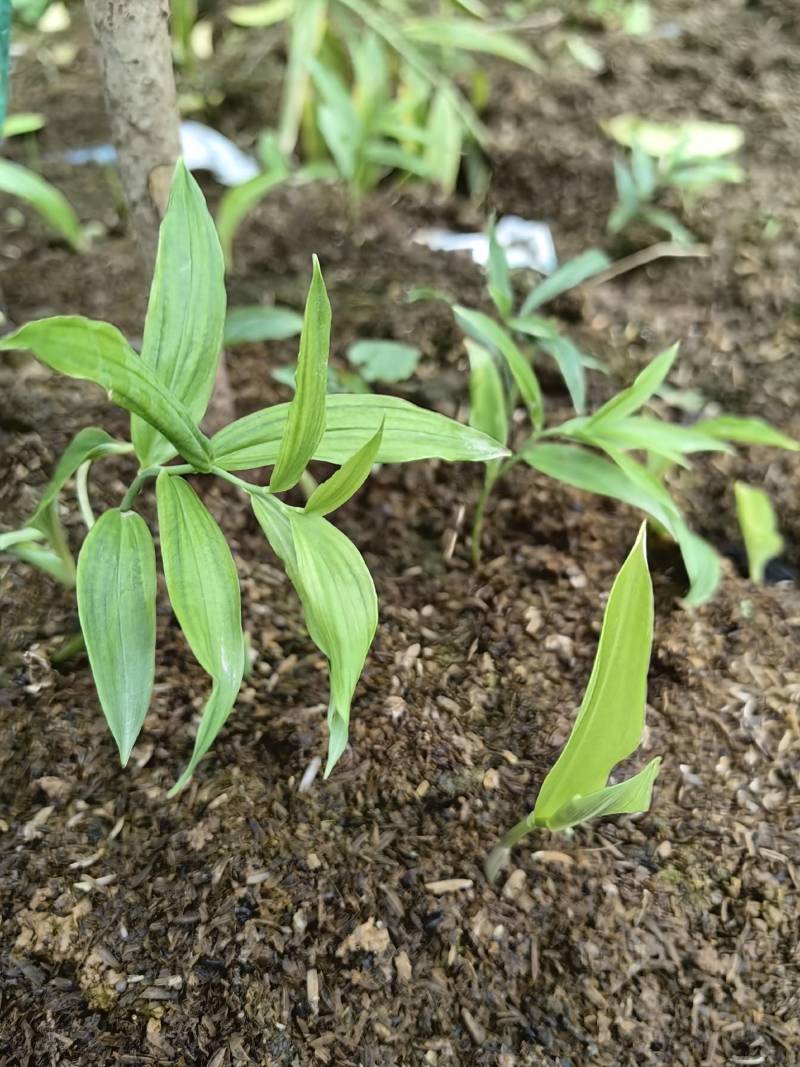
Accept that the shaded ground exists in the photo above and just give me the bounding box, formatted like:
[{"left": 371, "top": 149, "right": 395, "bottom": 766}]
[{"left": 1, "top": 1, "right": 799, "bottom": 1063}]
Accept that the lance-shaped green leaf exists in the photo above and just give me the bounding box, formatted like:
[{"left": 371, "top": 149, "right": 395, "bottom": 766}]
[
  {"left": 252, "top": 496, "right": 377, "bottom": 776},
  {"left": 567, "top": 414, "right": 731, "bottom": 466},
  {"left": 3, "top": 540, "right": 74, "bottom": 586},
  {"left": 213, "top": 393, "right": 509, "bottom": 471},
  {"left": 156, "top": 473, "right": 245, "bottom": 794},
  {"left": 217, "top": 161, "right": 289, "bottom": 268},
  {"left": 223, "top": 305, "right": 303, "bottom": 346},
  {"left": 486, "top": 526, "right": 660, "bottom": 880},
  {"left": 132, "top": 160, "right": 226, "bottom": 467},
  {"left": 269, "top": 257, "right": 331, "bottom": 492},
  {"left": 455, "top": 305, "right": 543, "bottom": 430},
  {"left": 278, "top": 0, "right": 327, "bottom": 154},
  {"left": 403, "top": 17, "right": 543, "bottom": 70},
  {"left": 734, "top": 482, "right": 783, "bottom": 584},
  {"left": 487, "top": 221, "right": 513, "bottom": 319},
  {"left": 586, "top": 344, "right": 679, "bottom": 429},
  {"left": 76, "top": 509, "right": 156, "bottom": 765},
  {"left": 0, "top": 158, "right": 84, "bottom": 250},
  {"left": 0, "top": 527, "right": 45, "bottom": 551},
  {"left": 520, "top": 249, "right": 611, "bottom": 314},
  {"left": 0, "top": 317, "right": 213, "bottom": 471},
  {"left": 695, "top": 415, "right": 799, "bottom": 452},
  {"left": 305, "top": 422, "right": 383, "bottom": 515},
  {"left": 537, "top": 337, "right": 588, "bottom": 414},
  {"left": 466, "top": 340, "right": 507, "bottom": 482}
]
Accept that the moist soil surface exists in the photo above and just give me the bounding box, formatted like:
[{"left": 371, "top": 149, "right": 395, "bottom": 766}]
[{"left": 1, "top": 2, "right": 799, "bottom": 1064}]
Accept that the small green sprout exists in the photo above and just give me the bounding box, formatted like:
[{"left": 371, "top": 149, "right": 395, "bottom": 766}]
[
  {"left": 734, "top": 481, "right": 784, "bottom": 584},
  {"left": 0, "top": 160, "right": 508, "bottom": 793},
  {"left": 487, "top": 524, "right": 661, "bottom": 881}
]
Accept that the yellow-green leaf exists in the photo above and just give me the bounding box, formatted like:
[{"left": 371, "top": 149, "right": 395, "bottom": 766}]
[{"left": 734, "top": 482, "right": 783, "bottom": 584}]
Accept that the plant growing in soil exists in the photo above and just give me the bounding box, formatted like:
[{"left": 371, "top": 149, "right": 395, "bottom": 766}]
[
  {"left": 734, "top": 481, "right": 784, "bottom": 584},
  {"left": 604, "top": 116, "right": 745, "bottom": 243},
  {"left": 217, "top": 0, "right": 541, "bottom": 263},
  {"left": 432, "top": 227, "right": 797, "bottom": 604},
  {"left": 0, "top": 160, "right": 508, "bottom": 794},
  {"left": 487, "top": 524, "right": 660, "bottom": 881}
]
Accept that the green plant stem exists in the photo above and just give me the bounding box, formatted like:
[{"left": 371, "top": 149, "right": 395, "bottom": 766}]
[
  {"left": 211, "top": 465, "right": 269, "bottom": 499},
  {"left": 75, "top": 461, "right": 95, "bottom": 530},
  {"left": 485, "top": 813, "right": 536, "bottom": 882},
  {"left": 50, "top": 630, "right": 86, "bottom": 664},
  {"left": 120, "top": 464, "right": 193, "bottom": 511},
  {"left": 471, "top": 472, "right": 495, "bottom": 567},
  {"left": 299, "top": 470, "right": 318, "bottom": 499}
]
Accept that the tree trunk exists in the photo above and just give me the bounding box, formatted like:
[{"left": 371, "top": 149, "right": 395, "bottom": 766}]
[{"left": 84, "top": 0, "right": 180, "bottom": 275}]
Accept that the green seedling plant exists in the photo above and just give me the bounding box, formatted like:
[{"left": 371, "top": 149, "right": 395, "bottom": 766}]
[
  {"left": 218, "top": 0, "right": 541, "bottom": 263},
  {"left": 0, "top": 160, "right": 508, "bottom": 794},
  {"left": 429, "top": 225, "right": 797, "bottom": 604},
  {"left": 273, "top": 337, "right": 421, "bottom": 394},
  {"left": 734, "top": 481, "right": 784, "bottom": 584},
  {"left": 604, "top": 116, "right": 745, "bottom": 243},
  {"left": 486, "top": 523, "right": 660, "bottom": 881}
]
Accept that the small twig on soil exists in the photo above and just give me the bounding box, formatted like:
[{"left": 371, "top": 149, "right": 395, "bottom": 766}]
[{"left": 585, "top": 242, "right": 711, "bottom": 289}]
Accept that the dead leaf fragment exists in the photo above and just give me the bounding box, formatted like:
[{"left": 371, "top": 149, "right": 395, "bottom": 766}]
[{"left": 336, "top": 917, "right": 392, "bottom": 957}]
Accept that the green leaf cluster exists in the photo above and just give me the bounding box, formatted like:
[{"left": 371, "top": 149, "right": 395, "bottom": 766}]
[{"left": 0, "top": 160, "right": 507, "bottom": 792}]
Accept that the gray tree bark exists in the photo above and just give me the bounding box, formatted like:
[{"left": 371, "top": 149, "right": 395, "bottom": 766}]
[{"left": 84, "top": 0, "right": 180, "bottom": 275}]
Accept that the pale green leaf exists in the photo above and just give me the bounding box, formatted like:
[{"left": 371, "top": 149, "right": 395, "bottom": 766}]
[
  {"left": 3, "top": 112, "right": 46, "bottom": 137},
  {"left": 270, "top": 256, "right": 331, "bottom": 492},
  {"left": 132, "top": 160, "right": 226, "bottom": 466},
  {"left": 227, "top": 0, "right": 293, "bottom": 26},
  {"left": 404, "top": 17, "right": 543, "bottom": 70},
  {"left": 213, "top": 393, "right": 510, "bottom": 470},
  {"left": 538, "top": 337, "right": 587, "bottom": 414},
  {"left": 455, "top": 305, "right": 543, "bottom": 430},
  {"left": 487, "top": 220, "right": 513, "bottom": 319},
  {"left": 466, "top": 340, "right": 508, "bottom": 467},
  {"left": 544, "top": 757, "right": 661, "bottom": 831},
  {"left": 521, "top": 249, "right": 611, "bottom": 314},
  {"left": 586, "top": 344, "right": 679, "bottom": 428},
  {"left": 224, "top": 305, "right": 303, "bottom": 346},
  {"left": 0, "top": 317, "right": 213, "bottom": 471},
  {"left": 156, "top": 474, "right": 245, "bottom": 794},
  {"left": 734, "top": 482, "right": 783, "bottom": 584},
  {"left": 602, "top": 115, "right": 744, "bottom": 159},
  {"left": 278, "top": 0, "right": 327, "bottom": 154},
  {"left": 696, "top": 416, "right": 799, "bottom": 452},
  {"left": 5, "top": 541, "right": 75, "bottom": 586},
  {"left": 508, "top": 314, "right": 561, "bottom": 341},
  {"left": 346, "top": 339, "right": 420, "bottom": 384},
  {"left": 0, "top": 527, "right": 45, "bottom": 551},
  {"left": 424, "top": 87, "right": 462, "bottom": 194},
  {"left": 0, "top": 158, "right": 84, "bottom": 249},
  {"left": 216, "top": 161, "right": 289, "bottom": 267},
  {"left": 534, "top": 523, "right": 654, "bottom": 821},
  {"left": 77, "top": 509, "right": 156, "bottom": 765},
  {"left": 305, "top": 422, "right": 383, "bottom": 515}
]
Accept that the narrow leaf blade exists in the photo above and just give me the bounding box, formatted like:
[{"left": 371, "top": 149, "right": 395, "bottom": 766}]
[
  {"left": 734, "top": 482, "right": 783, "bottom": 583},
  {"left": 0, "top": 158, "right": 84, "bottom": 249},
  {"left": 543, "top": 758, "right": 662, "bottom": 831},
  {"left": 521, "top": 249, "right": 611, "bottom": 313},
  {"left": 77, "top": 509, "right": 156, "bottom": 765},
  {"left": 305, "top": 422, "right": 383, "bottom": 515}
]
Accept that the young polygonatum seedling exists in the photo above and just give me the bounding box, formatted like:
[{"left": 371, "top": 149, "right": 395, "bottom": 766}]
[
  {"left": 486, "top": 524, "right": 661, "bottom": 881},
  {"left": 427, "top": 222, "right": 798, "bottom": 605},
  {"left": 0, "top": 159, "right": 509, "bottom": 794}
]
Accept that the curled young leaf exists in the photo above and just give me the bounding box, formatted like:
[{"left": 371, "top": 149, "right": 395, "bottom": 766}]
[
  {"left": 77, "top": 509, "right": 156, "bottom": 765},
  {"left": 156, "top": 474, "right": 245, "bottom": 794}
]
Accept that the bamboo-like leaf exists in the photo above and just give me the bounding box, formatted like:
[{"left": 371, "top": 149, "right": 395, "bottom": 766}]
[
  {"left": 0, "top": 158, "right": 84, "bottom": 250},
  {"left": 521, "top": 249, "right": 611, "bottom": 313},
  {"left": 132, "top": 160, "right": 226, "bottom": 467},
  {"left": 424, "top": 88, "right": 462, "bottom": 194},
  {"left": 455, "top": 306, "right": 543, "bottom": 430},
  {"left": 403, "top": 17, "right": 543, "bottom": 70},
  {"left": 224, "top": 305, "right": 303, "bottom": 346},
  {"left": 570, "top": 414, "right": 731, "bottom": 466},
  {"left": 534, "top": 523, "right": 655, "bottom": 820},
  {"left": 76, "top": 509, "right": 156, "bottom": 765},
  {"left": 305, "top": 422, "right": 383, "bottom": 515},
  {"left": 4, "top": 541, "right": 74, "bottom": 586},
  {"left": 696, "top": 415, "right": 799, "bottom": 452},
  {"left": 270, "top": 257, "right": 332, "bottom": 492},
  {"left": 156, "top": 474, "right": 245, "bottom": 794},
  {"left": 252, "top": 496, "right": 377, "bottom": 775},
  {"left": 466, "top": 339, "right": 507, "bottom": 480},
  {"left": 0, "top": 317, "right": 213, "bottom": 471},
  {"left": 217, "top": 162, "right": 290, "bottom": 268},
  {"left": 487, "top": 221, "right": 513, "bottom": 319},
  {"left": 212, "top": 393, "right": 510, "bottom": 470},
  {"left": 278, "top": 0, "right": 328, "bottom": 154},
  {"left": 543, "top": 757, "right": 662, "bottom": 831},
  {"left": 734, "top": 482, "right": 783, "bottom": 584},
  {"left": 586, "top": 344, "right": 679, "bottom": 428},
  {"left": 537, "top": 337, "right": 587, "bottom": 414}
]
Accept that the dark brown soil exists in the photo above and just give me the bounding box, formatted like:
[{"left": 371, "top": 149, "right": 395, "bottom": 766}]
[{"left": 1, "top": 3, "right": 799, "bottom": 1064}]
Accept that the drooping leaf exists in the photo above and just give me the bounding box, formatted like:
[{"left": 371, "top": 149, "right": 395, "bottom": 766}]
[
  {"left": 305, "top": 422, "right": 383, "bottom": 515},
  {"left": 270, "top": 256, "right": 331, "bottom": 492},
  {"left": 534, "top": 523, "right": 655, "bottom": 821},
  {"left": 521, "top": 249, "right": 611, "bottom": 314},
  {"left": 213, "top": 393, "right": 510, "bottom": 470},
  {"left": 252, "top": 495, "right": 377, "bottom": 775},
  {"left": 455, "top": 305, "right": 543, "bottom": 431},
  {"left": 695, "top": 416, "right": 799, "bottom": 452},
  {"left": 734, "top": 482, "right": 783, "bottom": 584},
  {"left": 538, "top": 337, "right": 588, "bottom": 414},
  {"left": 585, "top": 344, "right": 680, "bottom": 428},
  {"left": 132, "top": 160, "right": 226, "bottom": 467},
  {"left": 0, "top": 527, "right": 44, "bottom": 551},
  {"left": 216, "top": 161, "right": 290, "bottom": 267},
  {"left": 156, "top": 473, "right": 245, "bottom": 794},
  {"left": 0, "top": 158, "right": 84, "bottom": 249},
  {"left": 544, "top": 757, "right": 661, "bottom": 831},
  {"left": 3, "top": 540, "right": 74, "bottom": 586},
  {"left": 224, "top": 305, "right": 303, "bottom": 346},
  {"left": 76, "top": 509, "right": 156, "bottom": 765},
  {"left": 346, "top": 339, "right": 420, "bottom": 384},
  {"left": 0, "top": 317, "right": 213, "bottom": 471}
]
